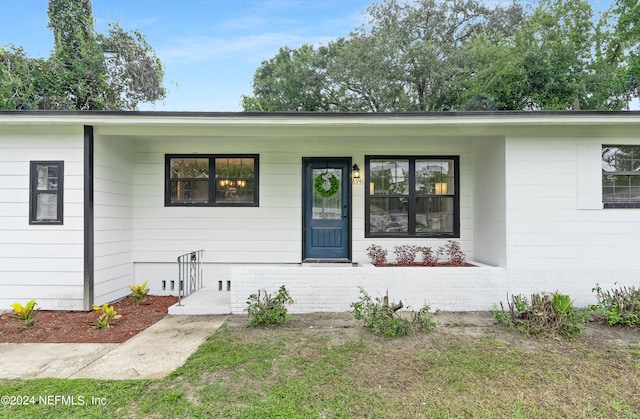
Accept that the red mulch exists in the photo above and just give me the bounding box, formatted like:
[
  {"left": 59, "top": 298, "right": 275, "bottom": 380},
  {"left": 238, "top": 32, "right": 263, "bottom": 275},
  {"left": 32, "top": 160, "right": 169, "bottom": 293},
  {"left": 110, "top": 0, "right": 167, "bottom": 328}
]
[
  {"left": 377, "top": 262, "right": 476, "bottom": 267},
  {"left": 0, "top": 295, "right": 178, "bottom": 344}
]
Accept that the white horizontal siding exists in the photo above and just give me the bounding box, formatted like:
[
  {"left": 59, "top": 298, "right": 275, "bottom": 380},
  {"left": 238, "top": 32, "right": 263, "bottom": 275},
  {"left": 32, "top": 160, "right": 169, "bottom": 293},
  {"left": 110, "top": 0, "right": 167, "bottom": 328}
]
[
  {"left": 473, "top": 138, "right": 506, "bottom": 266},
  {"left": 505, "top": 136, "right": 640, "bottom": 275},
  {"left": 0, "top": 126, "right": 85, "bottom": 310},
  {"left": 93, "top": 135, "right": 134, "bottom": 306},
  {"left": 131, "top": 136, "right": 475, "bottom": 265}
]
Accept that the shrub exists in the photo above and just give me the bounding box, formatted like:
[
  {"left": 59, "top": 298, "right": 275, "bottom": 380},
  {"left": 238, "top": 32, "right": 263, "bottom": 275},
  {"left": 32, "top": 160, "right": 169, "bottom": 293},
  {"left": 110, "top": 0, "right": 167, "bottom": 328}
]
[
  {"left": 246, "top": 285, "right": 294, "bottom": 327},
  {"left": 93, "top": 303, "right": 122, "bottom": 329},
  {"left": 351, "top": 287, "right": 438, "bottom": 338},
  {"left": 444, "top": 240, "right": 466, "bottom": 265},
  {"left": 491, "top": 292, "right": 587, "bottom": 338},
  {"left": 366, "top": 244, "right": 388, "bottom": 266},
  {"left": 393, "top": 245, "right": 417, "bottom": 266},
  {"left": 11, "top": 299, "right": 39, "bottom": 327},
  {"left": 590, "top": 284, "right": 640, "bottom": 326},
  {"left": 129, "top": 280, "right": 150, "bottom": 305},
  {"left": 417, "top": 246, "right": 441, "bottom": 266}
]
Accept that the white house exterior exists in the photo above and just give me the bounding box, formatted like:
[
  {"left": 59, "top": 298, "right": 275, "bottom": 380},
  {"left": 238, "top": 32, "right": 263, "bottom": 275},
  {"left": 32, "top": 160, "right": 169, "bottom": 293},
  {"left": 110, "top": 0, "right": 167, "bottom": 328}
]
[{"left": 1, "top": 111, "right": 639, "bottom": 313}]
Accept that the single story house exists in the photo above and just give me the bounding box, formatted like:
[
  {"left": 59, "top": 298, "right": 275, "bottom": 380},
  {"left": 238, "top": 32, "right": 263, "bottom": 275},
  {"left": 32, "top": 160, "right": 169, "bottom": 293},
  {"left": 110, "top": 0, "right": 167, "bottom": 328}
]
[{"left": 1, "top": 111, "right": 639, "bottom": 313}]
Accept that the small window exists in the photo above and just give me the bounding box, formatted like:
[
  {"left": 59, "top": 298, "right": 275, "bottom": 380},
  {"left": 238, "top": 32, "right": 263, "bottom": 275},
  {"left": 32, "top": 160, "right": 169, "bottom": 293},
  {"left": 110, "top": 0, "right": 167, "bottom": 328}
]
[
  {"left": 366, "top": 156, "right": 459, "bottom": 237},
  {"left": 165, "top": 154, "right": 259, "bottom": 206},
  {"left": 602, "top": 145, "right": 640, "bottom": 208},
  {"left": 30, "top": 161, "right": 64, "bottom": 224}
]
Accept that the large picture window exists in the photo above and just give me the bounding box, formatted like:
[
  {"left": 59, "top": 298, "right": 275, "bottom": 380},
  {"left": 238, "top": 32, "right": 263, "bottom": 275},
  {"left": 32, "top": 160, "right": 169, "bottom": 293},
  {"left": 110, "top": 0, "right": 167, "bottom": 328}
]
[
  {"left": 366, "top": 156, "right": 459, "bottom": 237},
  {"left": 165, "top": 154, "right": 259, "bottom": 207},
  {"left": 30, "top": 161, "right": 64, "bottom": 224},
  {"left": 602, "top": 145, "right": 640, "bottom": 208}
]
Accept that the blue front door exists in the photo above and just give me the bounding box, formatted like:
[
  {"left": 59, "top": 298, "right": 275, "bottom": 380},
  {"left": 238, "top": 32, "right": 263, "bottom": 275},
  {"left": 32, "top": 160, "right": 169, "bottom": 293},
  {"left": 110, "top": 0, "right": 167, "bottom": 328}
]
[{"left": 303, "top": 158, "right": 351, "bottom": 261}]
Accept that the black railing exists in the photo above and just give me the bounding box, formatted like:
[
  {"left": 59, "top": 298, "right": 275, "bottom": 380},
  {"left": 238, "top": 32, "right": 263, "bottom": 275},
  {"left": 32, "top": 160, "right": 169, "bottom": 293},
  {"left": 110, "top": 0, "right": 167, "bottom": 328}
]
[{"left": 177, "top": 250, "right": 204, "bottom": 305}]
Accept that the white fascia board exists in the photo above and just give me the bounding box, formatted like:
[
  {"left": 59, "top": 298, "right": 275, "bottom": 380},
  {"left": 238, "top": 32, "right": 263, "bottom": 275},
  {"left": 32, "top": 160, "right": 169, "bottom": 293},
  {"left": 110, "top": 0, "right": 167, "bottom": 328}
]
[{"left": 2, "top": 112, "right": 640, "bottom": 129}]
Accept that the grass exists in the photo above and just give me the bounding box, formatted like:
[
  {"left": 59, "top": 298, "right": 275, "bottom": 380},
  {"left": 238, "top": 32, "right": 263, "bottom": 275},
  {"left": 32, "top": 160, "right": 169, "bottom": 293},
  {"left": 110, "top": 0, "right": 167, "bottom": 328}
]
[{"left": 1, "top": 318, "right": 639, "bottom": 418}]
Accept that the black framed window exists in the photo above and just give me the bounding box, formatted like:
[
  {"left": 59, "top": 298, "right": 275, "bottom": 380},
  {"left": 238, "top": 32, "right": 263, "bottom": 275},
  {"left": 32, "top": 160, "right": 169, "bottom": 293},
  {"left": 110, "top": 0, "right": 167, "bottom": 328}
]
[
  {"left": 30, "top": 161, "right": 64, "bottom": 224},
  {"left": 602, "top": 145, "right": 640, "bottom": 208},
  {"left": 365, "top": 156, "right": 459, "bottom": 237},
  {"left": 165, "top": 154, "right": 259, "bottom": 206}
]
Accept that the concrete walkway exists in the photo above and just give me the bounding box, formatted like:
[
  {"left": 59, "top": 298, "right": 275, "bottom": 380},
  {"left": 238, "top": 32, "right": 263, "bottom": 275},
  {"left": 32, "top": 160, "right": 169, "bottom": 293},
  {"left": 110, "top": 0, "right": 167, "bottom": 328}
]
[{"left": 0, "top": 315, "right": 227, "bottom": 380}]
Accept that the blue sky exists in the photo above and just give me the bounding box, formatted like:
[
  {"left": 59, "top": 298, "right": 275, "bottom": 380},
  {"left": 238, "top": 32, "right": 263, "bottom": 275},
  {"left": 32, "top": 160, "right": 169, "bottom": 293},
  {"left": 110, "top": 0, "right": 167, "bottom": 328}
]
[
  {"left": 1, "top": 1, "right": 626, "bottom": 112},
  {"left": 0, "top": 0, "right": 373, "bottom": 111}
]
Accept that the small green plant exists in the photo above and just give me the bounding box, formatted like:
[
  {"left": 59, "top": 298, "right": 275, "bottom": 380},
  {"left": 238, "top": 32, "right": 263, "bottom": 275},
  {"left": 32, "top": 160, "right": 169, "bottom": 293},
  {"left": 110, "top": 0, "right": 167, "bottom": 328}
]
[
  {"left": 492, "top": 292, "right": 586, "bottom": 338},
  {"left": 11, "top": 299, "right": 39, "bottom": 327},
  {"left": 366, "top": 244, "right": 388, "bottom": 266},
  {"left": 129, "top": 280, "right": 150, "bottom": 305},
  {"left": 590, "top": 283, "right": 640, "bottom": 326},
  {"left": 245, "top": 285, "right": 294, "bottom": 326},
  {"left": 93, "top": 303, "right": 122, "bottom": 329},
  {"left": 351, "top": 287, "right": 437, "bottom": 338}
]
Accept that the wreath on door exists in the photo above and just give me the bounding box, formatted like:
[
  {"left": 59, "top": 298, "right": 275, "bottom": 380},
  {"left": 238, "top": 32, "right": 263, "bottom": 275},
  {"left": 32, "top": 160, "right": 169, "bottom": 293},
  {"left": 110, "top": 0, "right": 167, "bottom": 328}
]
[{"left": 314, "top": 172, "right": 339, "bottom": 197}]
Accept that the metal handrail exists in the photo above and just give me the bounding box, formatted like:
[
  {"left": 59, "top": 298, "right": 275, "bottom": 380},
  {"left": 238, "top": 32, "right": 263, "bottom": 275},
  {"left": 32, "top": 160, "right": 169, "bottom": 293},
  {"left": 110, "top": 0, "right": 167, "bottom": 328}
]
[{"left": 177, "top": 250, "right": 204, "bottom": 305}]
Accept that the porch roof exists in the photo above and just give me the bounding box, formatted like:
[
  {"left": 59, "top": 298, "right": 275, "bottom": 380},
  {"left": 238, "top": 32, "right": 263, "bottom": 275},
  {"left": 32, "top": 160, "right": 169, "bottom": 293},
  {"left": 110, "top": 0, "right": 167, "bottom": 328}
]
[
  {"left": 1, "top": 110, "right": 640, "bottom": 127},
  {"left": 2, "top": 111, "right": 640, "bottom": 141}
]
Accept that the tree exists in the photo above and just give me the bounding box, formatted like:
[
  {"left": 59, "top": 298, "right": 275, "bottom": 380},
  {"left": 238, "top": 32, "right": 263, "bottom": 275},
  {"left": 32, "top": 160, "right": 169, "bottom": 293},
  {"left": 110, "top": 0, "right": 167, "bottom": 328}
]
[
  {"left": 241, "top": 45, "right": 330, "bottom": 111},
  {"left": 353, "top": 0, "right": 524, "bottom": 111},
  {"left": 0, "top": 46, "right": 50, "bottom": 109},
  {"left": 243, "top": 0, "right": 524, "bottom": 112},
  {"left": 609, "top": 0, "right": 640, "bottom": 103},
  {"left": 244, "top": 0, "right": 640, "bottom": 112},
  {"left": 464, "top": 0, "right": 628, "bottom": 110},
  {"left": 0, "top": 0, "right": 165, "bottom": 110}
]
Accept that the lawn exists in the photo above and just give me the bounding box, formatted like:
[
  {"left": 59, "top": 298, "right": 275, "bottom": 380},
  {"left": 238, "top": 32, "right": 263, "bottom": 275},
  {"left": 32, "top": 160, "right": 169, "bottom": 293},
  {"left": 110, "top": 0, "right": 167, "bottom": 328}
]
[{"left": 1, "top": 312, "right": 639, "bottom": 418}]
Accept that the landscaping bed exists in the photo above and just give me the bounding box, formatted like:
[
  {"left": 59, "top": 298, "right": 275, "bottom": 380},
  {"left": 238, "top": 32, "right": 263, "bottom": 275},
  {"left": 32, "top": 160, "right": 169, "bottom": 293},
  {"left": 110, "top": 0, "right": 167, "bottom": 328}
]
[{"left": 0, "top": 295, "right": 178, "bottom": 343}]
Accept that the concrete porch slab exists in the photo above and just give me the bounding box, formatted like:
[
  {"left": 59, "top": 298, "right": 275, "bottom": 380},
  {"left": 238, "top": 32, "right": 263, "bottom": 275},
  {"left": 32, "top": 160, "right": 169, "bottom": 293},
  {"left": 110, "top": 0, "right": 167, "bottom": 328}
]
[{"left": 168, "top": 289, "right": 231, "bottom": 315}]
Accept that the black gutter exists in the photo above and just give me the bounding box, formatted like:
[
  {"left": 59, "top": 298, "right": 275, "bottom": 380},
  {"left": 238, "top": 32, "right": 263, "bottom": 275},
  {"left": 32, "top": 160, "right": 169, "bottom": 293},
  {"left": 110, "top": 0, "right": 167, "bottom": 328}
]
[{"left": 83, "top": 125, "right": 94, "bottom": 311}]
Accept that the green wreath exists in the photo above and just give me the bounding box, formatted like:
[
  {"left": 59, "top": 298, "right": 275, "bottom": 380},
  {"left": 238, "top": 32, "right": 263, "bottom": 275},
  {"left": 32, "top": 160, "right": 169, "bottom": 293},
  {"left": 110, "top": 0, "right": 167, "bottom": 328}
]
[{"left": 314, "top": 172, "right": 340, "bottom": 197}]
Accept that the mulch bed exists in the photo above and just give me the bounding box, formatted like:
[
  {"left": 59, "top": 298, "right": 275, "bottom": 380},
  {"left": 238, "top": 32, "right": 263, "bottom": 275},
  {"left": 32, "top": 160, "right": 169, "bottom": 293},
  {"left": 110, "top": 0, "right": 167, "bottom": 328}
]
[{"left": 0, "top": 295, "right": 178, "bottom": 344}]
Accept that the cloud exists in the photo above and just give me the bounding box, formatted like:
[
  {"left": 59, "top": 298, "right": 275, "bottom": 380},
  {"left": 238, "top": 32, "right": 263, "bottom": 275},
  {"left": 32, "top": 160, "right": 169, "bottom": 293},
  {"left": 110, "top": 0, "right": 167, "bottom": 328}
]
[{"left": 158, "top": 32, "right": 313, "bottom": 64}]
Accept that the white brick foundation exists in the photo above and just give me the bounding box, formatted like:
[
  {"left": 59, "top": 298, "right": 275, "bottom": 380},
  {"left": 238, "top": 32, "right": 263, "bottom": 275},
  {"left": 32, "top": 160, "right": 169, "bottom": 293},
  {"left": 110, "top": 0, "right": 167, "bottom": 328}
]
[{"left": 229, "top": 263, "right": 635, "bottom": 314}]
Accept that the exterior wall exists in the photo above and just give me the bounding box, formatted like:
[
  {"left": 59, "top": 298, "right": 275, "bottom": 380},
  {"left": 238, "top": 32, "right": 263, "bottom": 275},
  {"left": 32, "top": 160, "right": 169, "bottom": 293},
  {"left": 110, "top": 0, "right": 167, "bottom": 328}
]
[
  {"left": 504, "top": 131, "right": 640, "bottom": 271},
  {"left": 472, "top": 137, "right": 506, "bottom": 266},
  {"left": 0, "top": 126, "right": 85, "bottom": 310},
  {"left": 93, "top": 135, "right": 134, "bottom": 305},
  {"left": 230, "top": 264, "right": 506, "bottom": 313},
  {"left": 130, "top": 131, "right": 476, "bottom": 291},
  {"left": 502, "top": 129, "right": 640, "bottom": 302},
  {"left": 229, "top": 264, "right": 639, "bottom": 314}
]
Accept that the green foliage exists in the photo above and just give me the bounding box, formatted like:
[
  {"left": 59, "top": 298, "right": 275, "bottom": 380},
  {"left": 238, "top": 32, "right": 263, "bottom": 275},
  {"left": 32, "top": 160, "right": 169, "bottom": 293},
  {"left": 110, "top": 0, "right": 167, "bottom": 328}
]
[
  {"left": 129, "top": 280, "right": 150, "bottom": 305},
  {"left": 465, "top": 0, "right": 628, "bottom": 110},
  {"left": 590, "top": 283, "right": 640, "bottom": 326},
  {"left": 244, "top": 0, "right": 639, "bottom": 111},
  {"left": 2, "top": 317, "right": 640, "bottom": 417},
  {"left": 351, "top": 287, "right": 437, "bottom": 338},
  {"left": 93, "top": 303, "right": 122, "bottom": 329},
  {"left": 10, "top": 299, "right": 39, "bottom": 327},
  {"left": 492, "top": 292, "right": 587, "bottom": 338},
  {"left": 243, "top": 0, "right": 524, "bottom": 112},
  {"left": 245, "top": 285, "right": 294, "bottom": 327},
  {"left": 0, "top": 0, "right": 165, "bottom": 110}
]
